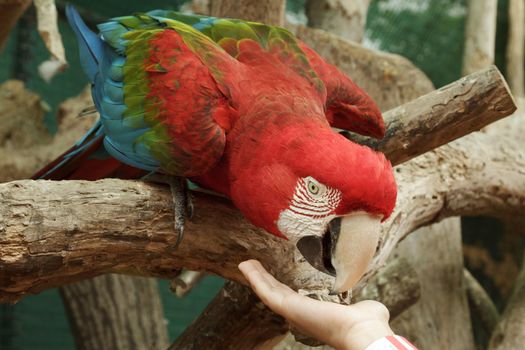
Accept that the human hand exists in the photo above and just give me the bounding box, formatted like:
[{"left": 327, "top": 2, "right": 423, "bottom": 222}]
[{"left": 238, "top": 259, "right": 394, "bottom": 350}]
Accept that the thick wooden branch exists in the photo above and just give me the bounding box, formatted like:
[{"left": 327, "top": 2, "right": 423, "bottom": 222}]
[
  {"left": 0, "top": 128, "right": 523, "bottom": 302},
  {"left": 0, "top": 67, "right": 521, "bottom": 303},
  {"left": 344, "top": 65, "right": 516, "bottom": 165}
]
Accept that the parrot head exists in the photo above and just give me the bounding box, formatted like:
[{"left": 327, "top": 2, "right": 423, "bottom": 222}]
[{"left": 230, "top": 119, "right": 396, "bottom": 293}]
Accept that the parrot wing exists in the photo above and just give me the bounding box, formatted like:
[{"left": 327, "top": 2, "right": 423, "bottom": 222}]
[
  {"left": 68, "top": 6, "right": 237, "bottom": 177},
  {"left": 140, "top": 11, "right": 385, "bottom": 139}
]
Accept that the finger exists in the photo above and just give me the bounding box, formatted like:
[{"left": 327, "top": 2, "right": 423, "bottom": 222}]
[{"left": 239, "top": 260, "right": 295, "bottom": 311}]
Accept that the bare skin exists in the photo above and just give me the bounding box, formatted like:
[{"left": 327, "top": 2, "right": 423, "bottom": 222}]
[{"left": 238, "top": 260, "right": 394, "bottom": 350}]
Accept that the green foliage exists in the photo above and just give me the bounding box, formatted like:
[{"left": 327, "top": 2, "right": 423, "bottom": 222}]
[{"left": 366, "top": 0, "right": 467, "bottom": 87}]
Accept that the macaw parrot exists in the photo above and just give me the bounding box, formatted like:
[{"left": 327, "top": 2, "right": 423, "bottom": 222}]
[{"left": 34, "top": 6, "right": 397, "bottom": 292}]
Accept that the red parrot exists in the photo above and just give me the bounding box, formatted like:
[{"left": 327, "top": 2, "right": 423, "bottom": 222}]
[{"left": 35, "top": 7, "right": 397, "bottom": 292}]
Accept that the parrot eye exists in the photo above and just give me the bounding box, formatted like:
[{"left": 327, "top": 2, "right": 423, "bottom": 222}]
[
  {"left": 307, "top": 179, "right": 321, "bottom": 196},
  {"left": 308, "top": 181, "right": 320, "bottom": 195}
]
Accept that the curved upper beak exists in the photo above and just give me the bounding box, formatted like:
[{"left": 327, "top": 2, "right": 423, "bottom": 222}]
[{"left": 296, "top": 212, "right": 382, "bottom": 293}]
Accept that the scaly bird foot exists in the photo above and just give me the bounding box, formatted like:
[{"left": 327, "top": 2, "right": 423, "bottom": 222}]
[{"left": 142, "top": 173, "right": 193, "bottom": 247}]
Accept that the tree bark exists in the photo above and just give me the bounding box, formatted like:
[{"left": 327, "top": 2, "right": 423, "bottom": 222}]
[
  {"left": 169, "top": 282, "right": 287, "bottom": 350},
  {"left": 0, "top": 0, "right": 31, "bottom": 50},
  {"left": 464, "top": 268, "right": 500, "bottom": 336},
  {"left": 210, "top": 0, "right": 285, "bottom": 26},
  {"left": 506, "top": 0, "right": 525, "bottom": 97},
  {"left": 489, "top": 250, "right": 525, "bottom": 349},
  {"left": 61, "top": 275, "right": 168, "bottom": 350},
  {"left": 305, "top": 0, "right": 371, "bottom": 43},
  {"left": 462, "top": 0, "right": 498, "bottom": 75},
  {"left": 391, "top": 219, "right": 476, "bottom": 350},
  {"left": 355, "top": 257, "right": 420, "bottom": 319},
  {"left": 1, "top": 113, "right": 524, "bottom": 303},
  {"left": 342, "top": 65, "right": 515, "bottom": 166}
]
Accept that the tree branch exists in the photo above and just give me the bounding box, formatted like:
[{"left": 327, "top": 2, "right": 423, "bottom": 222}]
[
  {"left": 344, "top": 65, "right": 516, "bottom": 165},
  {"left": 0, "top": 66, "right": 521, "bottom": 303},
  {"left": 464, "top": 268, "right": 500, "bottom": 336}
]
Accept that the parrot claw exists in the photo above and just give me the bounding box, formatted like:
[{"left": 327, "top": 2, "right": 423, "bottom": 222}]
[
  {"left": 169, "top": 176, "right": 191, "bottom": 248},
  {"left": 142, "top": 173, "right": 193, "bottom": 248}
]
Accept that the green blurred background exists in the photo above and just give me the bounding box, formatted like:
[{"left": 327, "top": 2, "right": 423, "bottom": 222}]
[{"left": 0, "top": 0, "right": 511, "bottom": 348}]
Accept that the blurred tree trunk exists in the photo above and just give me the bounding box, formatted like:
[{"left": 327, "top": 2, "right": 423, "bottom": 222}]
[
  {"left": 305, "top": 0, "right": 371, "bottom": 43},
  {"left": 506, "top": 0, "right": 524, "bottom": 97},
  {"left": 0, "top": 82, "right": 169, "bottom": 350},
  {"left": 391, "top": 220, "right": 476, "bottom": 350},
  {"left": 462, "top": 0, "right": 498, "bottom": 75},
  {"left": 489, "top": 225, "right": 525, "bottom": 350},
  {"left": 61, "top": 275, "right": 168, "bottom": 350},
  {"left": 0, "top": 0, "right": 31, "bottom": 50},
  {"left": 210, "top": 0, "right": 285, "bottom": 25}
]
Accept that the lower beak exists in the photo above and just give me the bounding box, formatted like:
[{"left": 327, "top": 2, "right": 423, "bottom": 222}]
[{"left": 296, "top": 212, "right": 382, "bottom": 293}]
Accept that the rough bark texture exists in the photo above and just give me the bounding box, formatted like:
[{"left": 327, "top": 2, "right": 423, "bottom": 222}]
[
  {"left": 506, "top": 0, "right": 525, "bottom": 97},
  {"left": 462, "top": 0, "right": 498, "bottom": 75},
  {"left": 170, "top": 282, "right": 287, "bottom": 350},
  {"left": 210, "top": 0, "right": 285, "bottom": 26},
  {"left": 391, "top": 219, "right": 476, "bottom": 350},
  {"left": 342, "top": 65, "right": 516, "bottom": 166},
  {"left": 305, "top": 0, "right": 371, "bottom": 43},
  {"left": 0, "top": 0, "right": 31, "bottom": 50},
  {"left": 489, "top": 252, "right": 525, "bottom": 349},
  {"left": 354, "top": 257, "right": 420, "bottom": 319},
  {"left": 486, "top": 217, "right": 525, "bottom": 350},
  {"left": 0, "top": 66, "right": 520, "bottom": 302},
  {"left": 61, "top": 274, "right": 168, "bottom": 350},
  {"left": 1, "top": 115, "right": 524, "bottom": 303},
  {"left": 287, "top": 25, "right": 435, "bottom": 111}
]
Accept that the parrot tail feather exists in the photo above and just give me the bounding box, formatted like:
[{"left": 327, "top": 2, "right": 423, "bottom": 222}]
[
  {"left": 66, "top": 5, "right": 104, "bottom": 83},
  {"left": 32, "top": 121, "right": 146, "bottom": 181}
]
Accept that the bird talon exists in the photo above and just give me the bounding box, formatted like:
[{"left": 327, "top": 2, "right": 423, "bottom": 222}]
[
  {"left": 174, "top": 224, "right": 184, "bottom": 248},
  {"left": 186, "top": 193, "right": 194, "bottom": 219}
]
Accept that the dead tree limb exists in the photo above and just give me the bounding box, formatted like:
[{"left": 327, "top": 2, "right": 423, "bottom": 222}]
[
  {"left": 0, "top": 66, "right": 520, "bottom": 303},
  {"left": 464, "top": 268, "right": 500, "bottom": 336},
  {"left": 391, "top": 219, "right": 476, "bottom": 350},
  {"left": 462, "top": 0, "right": 498, "bottom": 75},
  {"left": 355, "top": 257, "right": 420, "bottom": 319},
  {"left": 506, "top": 0, "right": 525, "bottom": 97},
  {"left": 489, "top": 249, "right": 525, "bottom": 349},
  {"left": 1, "top": 125, "right": 523, "bottom": 303},
  {"left": 344, "top": 65, "right": 516, "bottom": 165},
  {"left": 169, "top": 282, "right": 287, "bottom": 350}
]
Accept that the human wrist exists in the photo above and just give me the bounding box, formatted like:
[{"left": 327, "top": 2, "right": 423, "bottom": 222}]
[{"left": 338, "top": 320, "right": 394, "bottom": 350}]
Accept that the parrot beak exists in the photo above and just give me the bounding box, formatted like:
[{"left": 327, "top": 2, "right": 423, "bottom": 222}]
[{"left": 296, "top": 212, "right": 382, "bottom": 293}]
